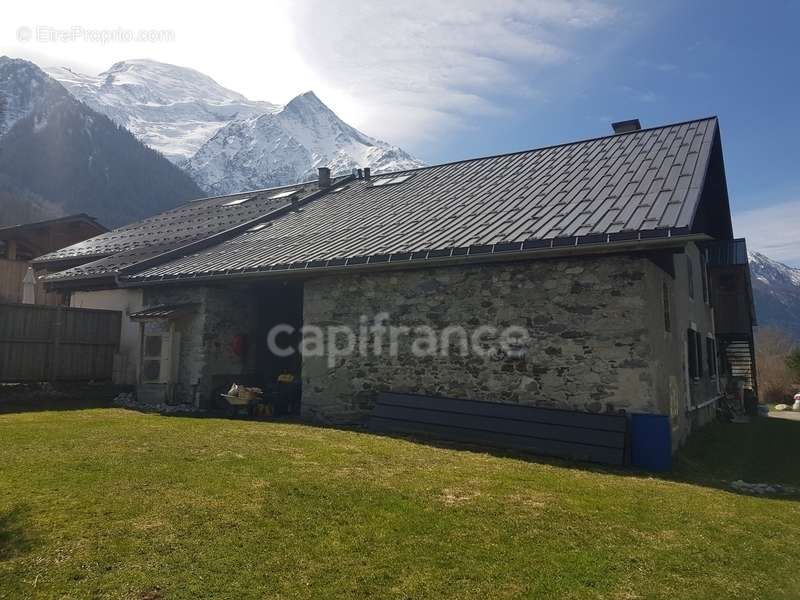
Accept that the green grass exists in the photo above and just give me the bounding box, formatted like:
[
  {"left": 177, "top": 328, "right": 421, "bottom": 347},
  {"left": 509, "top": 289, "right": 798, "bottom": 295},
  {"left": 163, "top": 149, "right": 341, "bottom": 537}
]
[{"left": 1, "top": 409, "right": 799, "bottom": 599}]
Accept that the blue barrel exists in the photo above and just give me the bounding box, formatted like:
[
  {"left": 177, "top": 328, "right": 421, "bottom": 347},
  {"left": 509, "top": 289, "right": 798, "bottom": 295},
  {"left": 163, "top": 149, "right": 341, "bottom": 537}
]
[{"left": 630, "top": 414, "right": 672, "bottom": 471}]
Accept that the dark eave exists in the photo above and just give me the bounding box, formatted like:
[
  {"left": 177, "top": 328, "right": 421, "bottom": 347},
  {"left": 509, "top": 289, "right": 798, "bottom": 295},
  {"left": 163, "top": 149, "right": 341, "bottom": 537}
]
[{"left": 119, "top": 230, "right": 711, "bottom": 287}]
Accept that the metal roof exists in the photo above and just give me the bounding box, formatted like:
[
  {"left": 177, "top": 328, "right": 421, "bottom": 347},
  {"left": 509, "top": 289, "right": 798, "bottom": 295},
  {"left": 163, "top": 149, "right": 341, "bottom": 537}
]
[
  {"left": 129, "top": 303, "right": 199, "bottom": 321},
  {"left": 705, "top": 238, "right": 749, "bottom": 266},
  {"left": 45, "top": 241, "right": 185, "bottom": 282},
  {"left": 0, "top": 213, "right": 105, "bottom": 237},
  {"left": 125, "top": 117, "right": 721, "bottom": 282},
  {"left": 36, "top": 181, "right": 326, "bottom": 280}
]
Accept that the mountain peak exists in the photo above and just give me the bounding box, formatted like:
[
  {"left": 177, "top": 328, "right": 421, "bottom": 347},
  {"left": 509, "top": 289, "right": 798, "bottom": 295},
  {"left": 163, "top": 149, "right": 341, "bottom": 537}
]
[
  {"left": 0, "top": 57, "right": 66, "bottom": 136},
  {"left": 187, "top": 88, "right": 424, "bottom": 195},
  {"left": 47, "top": 59, "right": 279, "bottom": 161},
  {"left": 749, "top": 250, "right": 800, "bottom": 341},
  {"left": 749, "top": 251, "right": 798, "bottom": 271},
  {"left": 284, "top": 90, "right": 331, "bottom": 114}
]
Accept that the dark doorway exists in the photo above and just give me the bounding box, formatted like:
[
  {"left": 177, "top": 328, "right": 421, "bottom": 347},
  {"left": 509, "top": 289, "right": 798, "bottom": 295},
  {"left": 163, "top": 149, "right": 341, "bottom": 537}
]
[{"left": 253, "top": 280, "right": 304, "bottom": 414}]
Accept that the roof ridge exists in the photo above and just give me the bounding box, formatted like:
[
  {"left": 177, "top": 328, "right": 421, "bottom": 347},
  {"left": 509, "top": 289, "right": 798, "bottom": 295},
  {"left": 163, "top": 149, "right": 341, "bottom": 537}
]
[
  {"left": 185, "top": 177, "right": 322, "bottom": 204},
  {"left": 371, "top": 116, "right": 719, "bottom": 178}
]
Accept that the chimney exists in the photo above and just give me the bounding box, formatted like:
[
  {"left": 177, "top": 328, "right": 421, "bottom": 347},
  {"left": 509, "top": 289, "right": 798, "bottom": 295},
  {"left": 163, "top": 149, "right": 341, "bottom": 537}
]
[
  {"left": 611, "top": 119, "right": 642, "bottom": 134},
  {"left": 364, "top": 167, "right": 371, "bottom": 180},
  {"left": 318, "top": 167, "right": 331, "bottom": 188},
  {"left": 357, "top": 168, "right": 363, "bottom": 179}
]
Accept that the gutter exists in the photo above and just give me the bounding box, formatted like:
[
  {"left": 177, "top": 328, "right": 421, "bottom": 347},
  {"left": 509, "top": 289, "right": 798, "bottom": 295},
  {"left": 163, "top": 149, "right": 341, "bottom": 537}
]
[{"left": 117, "top": 232, "right": 712, "bottom": 288}]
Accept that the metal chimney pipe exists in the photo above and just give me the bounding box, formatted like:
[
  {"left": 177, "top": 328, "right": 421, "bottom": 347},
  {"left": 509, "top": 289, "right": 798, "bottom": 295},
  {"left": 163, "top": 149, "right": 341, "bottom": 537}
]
[{"left": 318, "top": 167, "right": 331, "bottom": 188}]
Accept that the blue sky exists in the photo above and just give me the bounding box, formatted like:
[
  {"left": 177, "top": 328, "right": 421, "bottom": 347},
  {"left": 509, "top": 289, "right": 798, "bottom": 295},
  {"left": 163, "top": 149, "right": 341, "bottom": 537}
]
[
  {"left": 408, "top": 1, "right": 800, "bottom": 265},
  {"left": 4, "top": 0, "right": 799, "bottom": 264}
]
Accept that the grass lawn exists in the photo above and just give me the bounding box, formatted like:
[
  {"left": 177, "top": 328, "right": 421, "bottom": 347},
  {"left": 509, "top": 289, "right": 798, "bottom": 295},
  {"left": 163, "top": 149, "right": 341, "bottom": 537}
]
[{"left": 1, "top": 408, "right": 799, "bottom": 599}]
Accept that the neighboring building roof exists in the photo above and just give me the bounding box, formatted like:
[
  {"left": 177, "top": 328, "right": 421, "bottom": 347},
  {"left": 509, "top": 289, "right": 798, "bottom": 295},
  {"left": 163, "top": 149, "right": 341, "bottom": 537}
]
[
  {"left": 38, "top": 180, "right": 328, "bottom": 282},
  {"left": 125, "top": 117, "right": 728, "bottom": 282},
  {"left": 0, "top": 213, "right": 107, "bottom": 260},
  {"left": 130, "top": 303, "right": 199, "bottom": 320},
  {"left": 45, "top": 241, "right": 187, "bottom": 283},
  {"left": 0, "top": 213, "right": 105, "bottom": 237}
]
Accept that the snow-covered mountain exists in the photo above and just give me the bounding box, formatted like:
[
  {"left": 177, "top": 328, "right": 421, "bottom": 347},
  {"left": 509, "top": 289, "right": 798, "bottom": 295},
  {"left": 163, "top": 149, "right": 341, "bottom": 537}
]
[
  {"left": 0, "top": 56, "right": 64, "bottom": 137},
  {"left": 749, "top": 251, "right": 800, "bottom": 340},
  {"left": 47, "top": 59, "right": 424, "bottom": 195},
  {"left": 46, "top": 59, "right": 279, "bottom": 161},
  {"left": 186, "top": 91, "right": 424, "bottom": 195},
  {"left": 0, "top": 57, "right": 202, "bottom": 227}
]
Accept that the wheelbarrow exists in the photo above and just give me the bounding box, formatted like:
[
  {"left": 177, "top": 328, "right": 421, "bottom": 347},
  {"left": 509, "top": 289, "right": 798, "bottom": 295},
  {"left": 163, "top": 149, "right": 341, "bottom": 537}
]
[{"left": 219, "top": 392, "right": 260, "bottom": 417}]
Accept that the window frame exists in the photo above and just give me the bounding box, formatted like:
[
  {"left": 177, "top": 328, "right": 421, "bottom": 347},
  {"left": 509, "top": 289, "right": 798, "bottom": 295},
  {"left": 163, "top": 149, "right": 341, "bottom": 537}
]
[
  {"left": 700, "top": 250, "right": 710, "bottom": 304},
  {"left": 706, "top": 335, "right": 718, "bottom": 379},
  {"left": 687, "top": 328, "right": 703, "bottom": 381}
]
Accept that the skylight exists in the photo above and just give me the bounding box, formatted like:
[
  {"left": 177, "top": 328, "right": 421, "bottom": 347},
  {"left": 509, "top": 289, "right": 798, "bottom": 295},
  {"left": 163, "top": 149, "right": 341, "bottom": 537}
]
[
  {"left": 222, "top": 197, "right": 250, "bottom": 206},
  {"left": 247, "top": 223, "right": 272, "bottom": 232},
  {"left": 371, "top": 174, "right": 414, "bottom": 187},
  {"left": 269, "top": 189, "right": 298, "bottom": 199}
]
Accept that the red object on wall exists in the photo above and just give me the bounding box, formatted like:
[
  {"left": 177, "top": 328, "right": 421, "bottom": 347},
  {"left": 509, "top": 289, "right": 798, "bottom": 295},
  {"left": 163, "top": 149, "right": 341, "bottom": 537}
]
[{"left": 232, "top": 334, "right": 248, "bottom": 357}]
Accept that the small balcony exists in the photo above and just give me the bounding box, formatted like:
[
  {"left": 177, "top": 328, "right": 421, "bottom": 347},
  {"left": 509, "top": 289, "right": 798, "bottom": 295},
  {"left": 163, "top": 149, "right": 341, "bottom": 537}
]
[{"left": 704, "top": 238, "right": 758, "bottom": 394}]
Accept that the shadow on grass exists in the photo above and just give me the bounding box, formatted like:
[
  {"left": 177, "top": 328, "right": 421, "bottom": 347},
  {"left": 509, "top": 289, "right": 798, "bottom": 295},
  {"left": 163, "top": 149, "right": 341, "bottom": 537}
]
[
  {"left": 7, "top": 393, "right": 799, "bottom": 501},
  {"left": 156, "top": 404, "right": 800, "bottom": 499},
  {"left": 258, "top": 414, "right": 800, "bottom": 502},
  {"left": 0, "top": 504, "right": 37, "bottom": 562},
  {"left": 0, "top": 383, "right": 126, "bottom": 415}
]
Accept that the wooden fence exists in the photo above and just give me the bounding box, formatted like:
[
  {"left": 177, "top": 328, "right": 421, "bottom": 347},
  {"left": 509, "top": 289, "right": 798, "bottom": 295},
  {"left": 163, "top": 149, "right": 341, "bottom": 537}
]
[{"left": 0, "top": 302, "right": 121, "bottom": 382}]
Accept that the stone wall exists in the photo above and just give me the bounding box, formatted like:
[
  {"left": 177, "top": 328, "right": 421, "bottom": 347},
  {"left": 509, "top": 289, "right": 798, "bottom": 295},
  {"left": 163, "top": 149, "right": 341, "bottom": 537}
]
[
  {"left": 132, "top": 245, "right": 721, "bottom": 450},
  {"left": 302, "top": 256, "right": 661, "bottom": 424},
  {"left": 140, "top": 285, "right": 259, "bottom": 406},
  {"left": 197, "top": 286, "right": 260, "bottom": 404},
  {"left": 640, "top": 243, "right": 720, "bottom": 448},
  {"left": 141, "top": 286, "right": 208, "bottom": 405}
]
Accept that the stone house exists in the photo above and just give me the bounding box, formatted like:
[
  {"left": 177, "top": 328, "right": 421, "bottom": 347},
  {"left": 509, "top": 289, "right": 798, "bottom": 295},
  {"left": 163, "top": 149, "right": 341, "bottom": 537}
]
[{"left": 44, "top": 117, "right": 757, "bottom": 449}]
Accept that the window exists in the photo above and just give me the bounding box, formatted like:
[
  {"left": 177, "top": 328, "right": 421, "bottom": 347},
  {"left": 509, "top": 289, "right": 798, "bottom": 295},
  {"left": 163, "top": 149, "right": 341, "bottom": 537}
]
[
  {"left": 662, "top": 282, "right": 671, "bottom": 332},
  {"left": 144, "top": 335, "right": 162, "bottom": 357},
  {"left": 141, "top": 332, "right": 178, "bottom": 384},
  {"left": 223, "top": 197, "right": 250, "bottom": 207},
  {"left": 701, "top": 251, "right": 710, "bottom": 304},
  {"left": 687, "top": 329, "right": 703, "bottom": 380},
  {"left": 687, "top": 255, "right": 695, "bottom": 299},
  {"left": 371, "top": 174, "right": 414, "bottom": 187},
  {"left": 142, "top": 334, "right": 164, "bottom": 383},
  {"left": 247, "top": 222, "right": 272, "bottom": 232},
  {"left": 269, "top": 189, "right": 298, "bottom": 199},
  {"left": 706, "top": 337, "right": 717, "bottom": 378}
]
